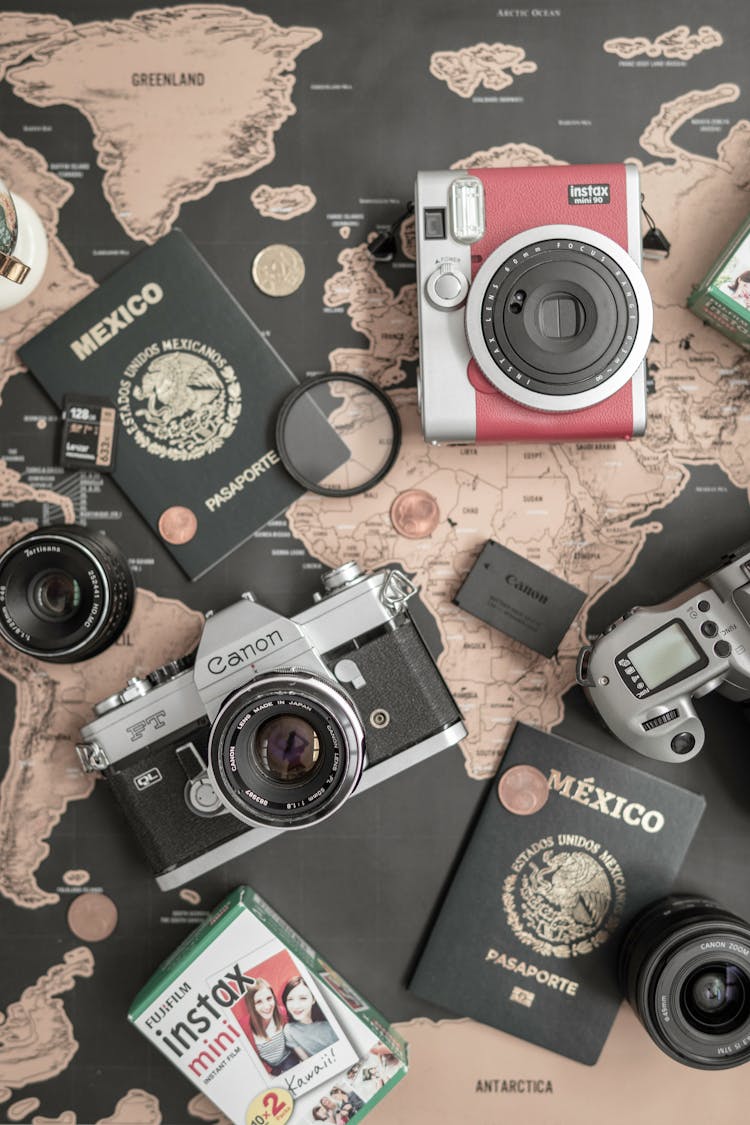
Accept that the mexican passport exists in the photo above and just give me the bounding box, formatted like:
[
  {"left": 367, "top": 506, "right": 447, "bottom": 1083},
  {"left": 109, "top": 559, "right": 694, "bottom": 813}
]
[
  {"left": 20, "top": 231, "right": 347, "bottom": 579},
  {"left": 409, "top": 723, "right": 706, "bottom": 1065}
]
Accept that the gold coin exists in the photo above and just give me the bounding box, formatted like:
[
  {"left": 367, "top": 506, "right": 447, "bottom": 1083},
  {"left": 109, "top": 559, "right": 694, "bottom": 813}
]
[
  {"left": 252, "top": 243, "right": 305, "bottom": 297},
  {"left": 390, "top": 489, "right": 440, "bottom": 539},
  {"left": 497, "top": 764, "right": 549, "bottom": 816},
  {"left": 67, "top": 892, "right": 119, "bottom": 942},
  {"left": 158, "top": 505, "right": 198, "bottom": 545}
]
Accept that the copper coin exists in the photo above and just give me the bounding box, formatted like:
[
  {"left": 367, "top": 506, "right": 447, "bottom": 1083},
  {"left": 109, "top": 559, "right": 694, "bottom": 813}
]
[
  {"left": 390, "top": 489, "right": 440, "bottom": 539},
  {"left": 67, "top": 892, "right": 118, "bottom": 942},
  {"left": 158, "top": 505, "right": 198, "bottom": 545},
  {"left": 497, "top": 764, "right": 549, "bottom": 815}
]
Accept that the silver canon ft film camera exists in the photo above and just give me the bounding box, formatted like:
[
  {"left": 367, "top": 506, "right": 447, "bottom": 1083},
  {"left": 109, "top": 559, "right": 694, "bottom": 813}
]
[
  {"left": 77, "top": 562, "right": 466, "bottom": 890},
  {"left": 577, "top": 544, "right": 750, "bottom": 763}
]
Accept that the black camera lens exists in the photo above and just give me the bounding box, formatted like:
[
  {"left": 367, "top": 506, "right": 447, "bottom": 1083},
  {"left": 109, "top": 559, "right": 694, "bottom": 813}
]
[
  {"left": 620, "top": 895, "right": 750, "bottom": 1069},
  {"left": 0, "top": 524, "right": 134, "bottom": 663},
  {"left": 208, "top": 671, "right": 365, "bottom": 830}
]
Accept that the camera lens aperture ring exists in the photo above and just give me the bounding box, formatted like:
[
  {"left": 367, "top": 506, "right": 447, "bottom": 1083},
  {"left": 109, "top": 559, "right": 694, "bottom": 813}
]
[
  {"left": 0, "top": 525, "right": 134, "bottom": 663},
  {"left": 208, "top": 670, "right": 366, "bottom": 830},
  {"left": 620, "top": 895, "right": 750, "bottom": 1069},
  {"left": 465, "top": 224, "right": 653, "bottom": 414}
]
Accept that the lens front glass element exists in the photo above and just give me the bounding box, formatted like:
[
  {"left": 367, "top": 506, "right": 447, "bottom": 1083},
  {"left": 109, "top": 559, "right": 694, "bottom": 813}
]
[
  {"left": 254, "top": 714, "right": 321, "bottom": 783},
  {"left": 681, "top": 963, "right": 750, "bottom": 1033},
  {"left": 30, "top": 570, "right": 82, "bottom": 621}
]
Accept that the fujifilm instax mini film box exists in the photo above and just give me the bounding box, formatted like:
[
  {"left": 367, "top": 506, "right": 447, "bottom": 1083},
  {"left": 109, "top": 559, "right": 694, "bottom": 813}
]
[
  {"left": 688, "top": 210, "right": 750, "bottom": 349},
  {"left": 129, "top": 887, "right": 408, "bottom": 1125}
]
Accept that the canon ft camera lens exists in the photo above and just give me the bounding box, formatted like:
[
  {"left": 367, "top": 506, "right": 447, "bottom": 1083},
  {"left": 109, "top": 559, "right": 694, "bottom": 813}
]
[
  {"left": 0, "top": 525, "right": 135, "bottom": 663},
  {"left": 620, "top": 895, "right": 750, "bottom": 1069},
  {"left": 208, "top": 670, "right": 366, "bottom": 830}
]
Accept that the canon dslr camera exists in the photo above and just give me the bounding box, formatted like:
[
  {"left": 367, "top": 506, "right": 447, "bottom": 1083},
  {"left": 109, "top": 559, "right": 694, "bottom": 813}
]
[
  {"left": 77, "top": 562, "right": 466, "bottom": 889},
  {"left": 577, "top": 542, "right": 750, "bottom": 763},
  {"left": 415, "top": 162, "right": 652, "bottom": 444}
]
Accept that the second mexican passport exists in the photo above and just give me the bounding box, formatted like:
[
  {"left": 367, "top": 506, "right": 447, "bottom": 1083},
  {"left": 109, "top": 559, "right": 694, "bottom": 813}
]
[
  {"left": 409, "top": 723, "right": 706, "bottom": 1064},
  {"left": 20, "top": 231, "right": 347, "bottom": 579}
]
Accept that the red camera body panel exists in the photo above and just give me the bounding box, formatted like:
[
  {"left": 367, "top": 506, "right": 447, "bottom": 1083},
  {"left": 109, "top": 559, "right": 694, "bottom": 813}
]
[{"left": 469, "top": 165, "right": 635, "bottom": 443}]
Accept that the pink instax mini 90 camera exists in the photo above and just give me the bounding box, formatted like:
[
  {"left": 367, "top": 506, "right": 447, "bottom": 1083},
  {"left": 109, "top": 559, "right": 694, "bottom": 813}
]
[{"left": 415, "top": 164, "right": 653, "bottom": 444}]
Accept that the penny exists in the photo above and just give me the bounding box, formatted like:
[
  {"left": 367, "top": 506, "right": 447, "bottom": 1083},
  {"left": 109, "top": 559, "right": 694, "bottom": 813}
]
[
  {"left": 251, "top": 243, "right": 305, "bottom": 297},
  {"left": 67, "top": 892, "right": 119, "bottom": 942},
  {"left": 498, "top": 764, "right": 549, "bottom": 816},
  {"left": 158, "top": 505, "right": 198, "bottom": 545},
  {"left": 390, "top": 489, "right": 440, "bottom": 539}
]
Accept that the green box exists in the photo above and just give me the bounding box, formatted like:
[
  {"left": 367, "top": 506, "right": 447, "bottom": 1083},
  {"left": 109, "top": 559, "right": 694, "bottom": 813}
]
[
  {"left": 688, "top": 211, "right": 750, "bottom": 348},
  {"left": 130, "top": 887, "right": 408, "bottom": 1125}
]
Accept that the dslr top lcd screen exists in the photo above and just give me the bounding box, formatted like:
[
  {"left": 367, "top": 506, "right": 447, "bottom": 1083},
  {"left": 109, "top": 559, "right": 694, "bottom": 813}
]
[{"left": 626, "top": 623, "right": 703, "bottom": 691}]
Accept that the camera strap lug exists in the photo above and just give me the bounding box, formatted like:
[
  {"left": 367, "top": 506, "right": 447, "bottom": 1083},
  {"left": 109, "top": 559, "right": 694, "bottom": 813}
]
[
  {"left": 380, "top": 569, "right": 417, "bottom": 612},
  {"left": 76, "top": 742, "right": 109, "bottom": 773},
  {"left": 576, "top": 646, "right": 595, "bottom": 687}
]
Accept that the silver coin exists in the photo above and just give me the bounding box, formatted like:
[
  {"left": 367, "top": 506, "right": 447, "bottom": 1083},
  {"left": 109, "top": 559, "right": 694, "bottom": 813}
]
[{"left": 252, "top": 244, "right": 305, "bottom": 297}]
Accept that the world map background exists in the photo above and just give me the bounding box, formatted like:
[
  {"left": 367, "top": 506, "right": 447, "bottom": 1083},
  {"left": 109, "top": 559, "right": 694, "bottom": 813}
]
[{"left": 2, "top": 1, "right": 750, "bottom": 1122}]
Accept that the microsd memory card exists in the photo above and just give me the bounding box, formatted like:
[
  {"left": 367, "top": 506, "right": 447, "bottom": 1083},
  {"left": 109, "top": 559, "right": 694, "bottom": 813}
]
[{"left": 61, "top": 394, "right": 118, "bottom": 471}]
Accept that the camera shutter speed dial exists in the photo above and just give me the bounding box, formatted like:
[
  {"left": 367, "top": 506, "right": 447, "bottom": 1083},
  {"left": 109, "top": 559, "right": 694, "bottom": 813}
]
[{"left": 425, "top": 263, "right": 469, "bottom": 310}]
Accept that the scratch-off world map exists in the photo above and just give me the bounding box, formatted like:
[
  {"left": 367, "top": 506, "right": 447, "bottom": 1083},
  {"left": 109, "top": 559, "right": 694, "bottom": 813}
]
[{"left": 1, "top": 4, "right": 750, "bottom": 1123}]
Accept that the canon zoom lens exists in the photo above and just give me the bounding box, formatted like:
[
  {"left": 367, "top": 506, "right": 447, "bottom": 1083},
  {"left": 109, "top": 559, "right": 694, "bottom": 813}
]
[
  {"left": 620, "top": 896, "right": 750, "bottom": 1069},
  {"left": 0, "top": 525, "right": 135, "bottom": 663},
  {"left": 207, "top": 671, "right": 366, "bottom": 830}
]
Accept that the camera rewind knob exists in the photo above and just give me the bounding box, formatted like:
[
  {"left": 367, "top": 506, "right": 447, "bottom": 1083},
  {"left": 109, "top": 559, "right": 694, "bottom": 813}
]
[{"left": 148, "top": 653, "right": 196, "bottom": 686}]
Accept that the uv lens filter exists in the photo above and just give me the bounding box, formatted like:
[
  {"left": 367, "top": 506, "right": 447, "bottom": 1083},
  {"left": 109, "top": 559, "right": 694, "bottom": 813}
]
[{"left": 276, "top": 373, "right": 401, "bottom": 498}]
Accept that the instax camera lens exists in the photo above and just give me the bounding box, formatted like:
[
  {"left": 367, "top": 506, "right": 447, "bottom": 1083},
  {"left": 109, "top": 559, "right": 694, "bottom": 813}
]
[
  {"left": 620, "top": 895, "right": 750, "bottom": 1069},
  {"left": 0, "top": 524, "right": 134, "bottom": 662}
]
